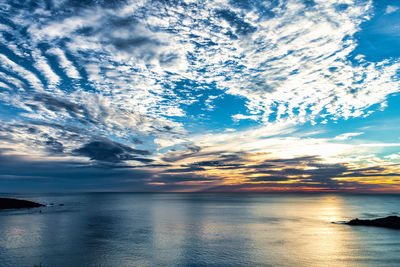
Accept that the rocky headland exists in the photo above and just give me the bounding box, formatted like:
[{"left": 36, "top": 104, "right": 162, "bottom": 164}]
[
  {"left": 0, "top": 197, "right": 44, "bottom": 210},
  {"left": 345, "top": 216, "right": 400, "bottom": 229}
]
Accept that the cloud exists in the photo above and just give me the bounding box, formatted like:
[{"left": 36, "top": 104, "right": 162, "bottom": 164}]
[
  {"left": 260, "top": 156, "right": 320, "bottom": 166},
  {"left": 1, "top": 140, "right": 399, "bottom": 192},
  {"left": 0, "top": 0, "right": 399, "bottom": 192},
  {"left": 44, "top": 137, "right": 65, "bottom": 154},
  {"left": 46, "top": 47, "right": 81, "bottom": 80},
  {"left": 203, "top": 154, "right": 400, "bottom": 192},
  {"left": 34, "top": 93, "right": 89, "bottom": 120},
  {"left": 215, "top": 9, "right": 257, "bottom": 37},
  {"left": 161, "top": 145, "right": 202, "bottom": 162},
  {"left": 248, "top": 176, "right": 290, "bottom": 182},
  {"left": 385, "top": 154, "right": 400, "bottom": 160},
  {"left": 0, "top": 151, "right": 155, "bottom": 192},
  {"left": 151, "top": 173, "right": 219, "bottom": 183},
  {"left": 334, "top": 132, "right": 364, "bottom": 140},
  {"left": 163, "top": 166, "right": 206, "bottom": 173},
  {"left": 73, "top": 139, "right": 152, "bottom": 163},
  {"left": 385, "top": 5, "right": 399, "bottom": 14},
  {"left": 232, "top": 114, "right": 259, "bottom": 122},
  {"left": 1, "top": 0, "right": 398, "bottom": 134}
]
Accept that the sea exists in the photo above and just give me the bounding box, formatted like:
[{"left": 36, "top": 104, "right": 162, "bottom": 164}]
[{"left": 0, "top": 193, "right": 400, "bottom": 266}]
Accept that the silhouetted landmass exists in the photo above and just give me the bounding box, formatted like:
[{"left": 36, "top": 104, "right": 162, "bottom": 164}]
[
  {"left": 346, "top": 216, "right": 400, "bottom": 229},
  {"left": 0, "top": 197, "right": 44, "bottom": 210}
]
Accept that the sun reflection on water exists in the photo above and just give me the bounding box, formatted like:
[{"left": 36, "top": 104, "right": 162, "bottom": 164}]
[{"left": 246, "top": 195, "right": 365, "bottom": 266}]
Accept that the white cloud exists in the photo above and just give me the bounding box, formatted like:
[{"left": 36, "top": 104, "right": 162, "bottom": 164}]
[
  {"left": 385, "top": 154, "right": 400, "bottom": 160},
  {"left": 385, "top": 5, "right": 399, "bottom": 14},
  {"left": 0, "top": 0, "right": 399, "bottom": 160},
  {"left": 0, "top": 54, "right": 44, "bottom": 91},
  {"left": 232, "top": 114, "right": 259, "bottom": 122},
  {"left": 14, "top": 0, "right": 397, "bottom": 127},
  {"left": 46, "top": 48, "right": 81, "bottom": 80},
  {"left": 334, "top": 132, "right": 364, "bottom": 140},
  {"left": 31, "top": 50, "right": 60, "bottom": 88}
]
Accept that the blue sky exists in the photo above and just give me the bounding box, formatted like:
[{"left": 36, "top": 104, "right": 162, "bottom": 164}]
[{"left": 0, "top": 0, "right": 399, "bottom": 192}]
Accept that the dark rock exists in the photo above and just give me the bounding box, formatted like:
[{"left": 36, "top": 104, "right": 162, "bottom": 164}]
[
  {"left": 346, "top": 216, "right": 400, "bottom": 229},
  {"left": 0, "top": 197, "right": 45, "bottom": 210}
]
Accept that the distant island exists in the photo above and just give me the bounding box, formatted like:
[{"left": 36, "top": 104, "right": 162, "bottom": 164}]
[
  {"left": 0, "top": 197, "right": 44, "bottom": 210},
  {"left": 346, "top": 216, "right": 400, "bottom": 229}
]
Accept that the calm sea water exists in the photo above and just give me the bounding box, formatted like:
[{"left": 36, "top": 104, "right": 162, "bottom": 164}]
[{"left": 0, "top": 193, "right": 400, "bottom": 266}]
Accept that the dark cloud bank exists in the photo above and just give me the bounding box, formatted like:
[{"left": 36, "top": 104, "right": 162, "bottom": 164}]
[
  {"left": 73, "top": 140, "right": 153, "bottom": 163},
  {"left": 1, "top": 148, "right": 398, "bottom": 192}
]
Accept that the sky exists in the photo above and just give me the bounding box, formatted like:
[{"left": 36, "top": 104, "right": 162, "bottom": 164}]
[{"left": 0, "top": 0, "right": 399, "bottom": 193}]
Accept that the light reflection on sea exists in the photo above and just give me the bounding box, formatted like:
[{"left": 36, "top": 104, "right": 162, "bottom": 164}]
[{"left": 0, "top": 193, "right": 400, "bottom": 266}]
